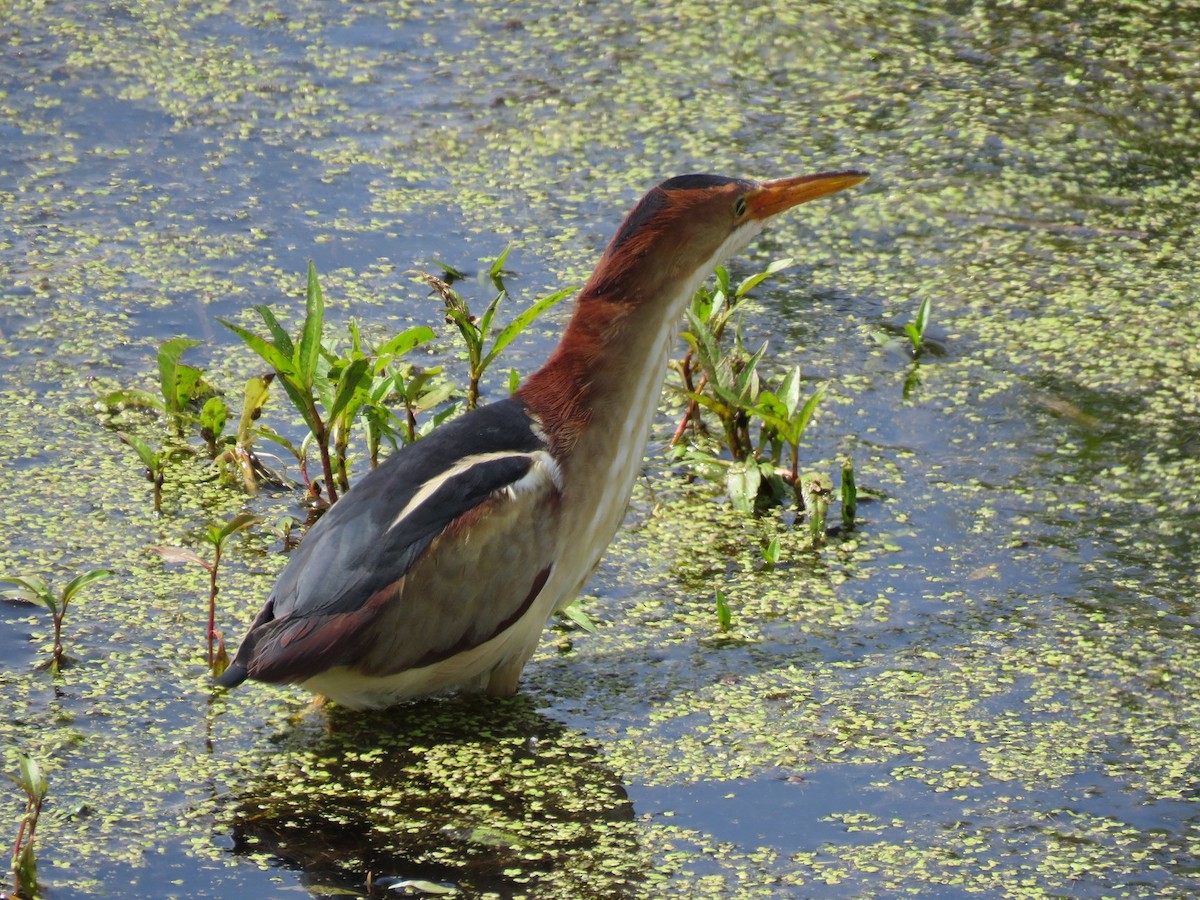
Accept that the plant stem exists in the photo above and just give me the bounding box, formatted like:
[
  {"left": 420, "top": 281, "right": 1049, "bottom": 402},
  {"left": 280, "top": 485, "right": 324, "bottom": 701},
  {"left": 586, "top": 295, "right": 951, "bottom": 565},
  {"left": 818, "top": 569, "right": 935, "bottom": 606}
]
[
  {"left": 207, "top": 549, "right": 220, "bottom": 668},
  {"left": 841, "top": 457, "right": 858, "bottom": 531},
  {"left": 467, "top": 371, "right": 480, "bottom": 411},
  {"left": 51, "top": 612, "right": 64, "bottom": 674},
  {"left": 310, "top": 416, "right": 338, "bottom": 504}
]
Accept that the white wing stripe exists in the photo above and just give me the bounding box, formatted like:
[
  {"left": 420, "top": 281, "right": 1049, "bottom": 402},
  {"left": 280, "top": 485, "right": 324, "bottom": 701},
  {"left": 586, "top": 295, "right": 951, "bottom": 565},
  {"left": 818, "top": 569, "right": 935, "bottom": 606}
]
[{"left": 386, "top": 450, "right": 561, "bottom": 534}]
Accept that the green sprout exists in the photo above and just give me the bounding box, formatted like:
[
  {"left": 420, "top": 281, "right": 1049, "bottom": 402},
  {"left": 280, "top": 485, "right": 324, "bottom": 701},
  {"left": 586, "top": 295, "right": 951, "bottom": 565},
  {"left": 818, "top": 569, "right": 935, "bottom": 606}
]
[
  {"left": 715, "top": 590, "right": 733, "bottom": 632},
  {"left": 800, "top": 472, "right": 834, "bottom": 544},
  {"left": 416, "top": 246, "right": 573, "bottom": 410},
  {"left": 0, "top": 569, "right": 114, "bottom": 674},
  {"left": 101, "top": 336, "right": 214, "bottom": 435},
  {"left": 220, "top": 262, "right": 349, "bottom": 503},
  {"left": 872, "top": 295, "right": 933, "bottom": 360},
  {"left": 6, "top": 751, "right": 48, "bottom": 899},
  {"left": 152, "top": 513, "right": 261, "bottom": 676},
  {"left": 840, "top": 457, "right": 858, "bottom": 532},
  {"left": 904, "top": 295, "right": 932, "bottom": 358},
  {"left": 118, "top": 432, "right": 182, "bottom": 515}
]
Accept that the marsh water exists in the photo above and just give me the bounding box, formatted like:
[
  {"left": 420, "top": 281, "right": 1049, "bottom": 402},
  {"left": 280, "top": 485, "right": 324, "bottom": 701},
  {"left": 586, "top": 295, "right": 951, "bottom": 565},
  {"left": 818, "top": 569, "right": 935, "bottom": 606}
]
[{"left": 2, "top": 1, "right": 1198, "bottom": 897}]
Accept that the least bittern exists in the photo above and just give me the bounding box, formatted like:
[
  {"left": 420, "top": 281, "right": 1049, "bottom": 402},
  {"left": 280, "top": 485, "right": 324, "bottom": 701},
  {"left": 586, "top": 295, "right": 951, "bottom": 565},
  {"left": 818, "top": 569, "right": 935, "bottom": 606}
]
[{"left": 219, "top": 170, "right": 867, "bottom": 709}]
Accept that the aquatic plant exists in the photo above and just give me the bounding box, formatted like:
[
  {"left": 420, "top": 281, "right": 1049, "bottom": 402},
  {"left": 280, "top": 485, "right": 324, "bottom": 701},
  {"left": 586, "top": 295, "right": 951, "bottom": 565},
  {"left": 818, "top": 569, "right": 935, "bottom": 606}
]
[
  {"left": 321, "top": 319, "right": 438, "bottom": 486},
  {"left": 715, "top": 589, "right": 733, "bottom": 632},
  {"left": 220, "top": 262, "right": 349, "bottom": 503},
  {"left": 117, "top": 432, "right": 180, "bottom": 515},
  {"left": 0, "top": 570, "right": 113, "bottom": 674},
  {"left": 102, "top": 255, "right": 570, "bottom": 511},
  {"left": 5, "top": 752, "right": 48, "bottom": 899},
  {"left": 414, "top": 246, "right": 573, "bottom": 411},
  {"left": 670, "top": 260, "right": 828, "bottom": 514},
  {"left": 904, "top": 295, "right": 932, "bottom": 358},
  {"left": 101, "top": 336, "right": 213, "bottom": 436},
  {"left": 873, "top": 294, "right": 933, "bottom": 360},
  {"left": 799, "top": 473, "right": 834, "bottom": 544},
  {"left": 840, "top": 456, "right": 858, "bottom": 532},
  {"left": 761, "top": 535, "right": 782, "bottom": 568},
  {"left": 151, "top": 513, "right": 261, "bottom": 676}
]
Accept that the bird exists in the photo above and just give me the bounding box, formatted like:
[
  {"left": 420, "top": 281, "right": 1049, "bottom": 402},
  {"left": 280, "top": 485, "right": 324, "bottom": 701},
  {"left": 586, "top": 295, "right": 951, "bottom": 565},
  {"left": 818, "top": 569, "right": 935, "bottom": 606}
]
[{"left": 217, "top": 169, "right": 867, "bottom": 709}]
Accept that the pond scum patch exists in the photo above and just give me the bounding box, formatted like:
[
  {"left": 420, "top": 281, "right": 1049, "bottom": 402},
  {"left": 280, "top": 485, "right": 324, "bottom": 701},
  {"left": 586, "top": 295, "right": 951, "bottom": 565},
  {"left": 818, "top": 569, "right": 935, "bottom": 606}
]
[{"left": 4, "top": 0, "right": 1200, "bottom": 896}]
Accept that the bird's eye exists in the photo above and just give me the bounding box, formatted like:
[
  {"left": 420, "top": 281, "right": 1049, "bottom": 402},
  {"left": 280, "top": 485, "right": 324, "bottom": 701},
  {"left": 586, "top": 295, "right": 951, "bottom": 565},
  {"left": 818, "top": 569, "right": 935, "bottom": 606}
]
[{"left": 733, "top": 197, "right": 748, "bottom": 218}]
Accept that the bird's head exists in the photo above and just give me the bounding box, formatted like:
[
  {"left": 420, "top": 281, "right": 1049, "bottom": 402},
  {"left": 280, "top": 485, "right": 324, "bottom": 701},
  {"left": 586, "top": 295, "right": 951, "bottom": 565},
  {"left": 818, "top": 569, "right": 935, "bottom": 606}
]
[{"left": 580, "top": 171, "right": 868, "bottom": 305}]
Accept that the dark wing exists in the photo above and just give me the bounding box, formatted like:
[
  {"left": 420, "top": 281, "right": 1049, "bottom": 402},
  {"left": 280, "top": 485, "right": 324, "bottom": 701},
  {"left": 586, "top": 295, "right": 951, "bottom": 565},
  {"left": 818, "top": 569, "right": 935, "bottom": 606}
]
[{"left": 218, "top": 397, "right": 560, "bottom": 687}]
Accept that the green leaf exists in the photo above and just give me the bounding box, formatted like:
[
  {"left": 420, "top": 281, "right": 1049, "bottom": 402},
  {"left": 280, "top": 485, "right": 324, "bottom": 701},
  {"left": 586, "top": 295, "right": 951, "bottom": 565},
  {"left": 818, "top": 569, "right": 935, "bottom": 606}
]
[
  {"left": 715, "top": 590, "right": 732, "bottom": 631},
  {"left": 914, "top": 295, "right": 931, "bottom": 338},
  {"left": 477, "top": 291, "right": 505, "bottom": 346},
  {"left": 487, "top": 243, "right": 513, "bottom": 291},
  {"left": 682, "top": 308, "right": 723, "bottom": 381},
  {"left": 560, "top": 602, "right": 597, "bottom": 634},
  {"left": 904, "top": 322, "right": 922, "bottom": 349},
  {"left": 119, "top": 432, "right": 161, "bottom": 469},
  {"left": 200, "top": 396, "right": 228, "bottom": 441},
  {"left": 256, "top": 426, "right": 302, "bottom": 462},
  {"left": 726, "top": 460, "right": 762, "bottom": 514},
  {"left": 762, "top": 536, "right": 781, "bottom": 565},
  {"left": 841, "top": 456, "right": 858, "bottom": 531},
  {"left": 298, "top": 261, "right": 326, "bottom": 391},
  {"left": 733, "top": 342, "right": 768, "bottom": 400},
  {"left": 218, "top": 512, "right": 262, "bottom": 545},
  {"left": 412, "top": 380, "right": 456, "bottom": 412},
  {"left": 13, "top": 837, "right": 37, "bottom": 896},
  {"left": 778, "top": 365, "right": 802, "bottom": 419},
  {"left": 252, "top": 304, "right": 294, "bottom": 359},
  {"left": 276, "top": 374, "right": 322, "bottom": 436},
  {"left": 0, "top": 575, "right": 51, "bottom": 606},
  {"left": 690, "top": 285, "right": 716, "bottom": 323},
  {"left": 219, "top": 318, "right": 292, "bottom": 374},
  {"left": 432, "top": 259, "right": 466, "bottom": 282},
  {"left": 713, "top": 265, "right": 731, "bottom": 300},
  {"left": 376, "top": 325, "right": 436, "bottom": 359},
  {"left": 157, "top": 337, "right": 202, "bottom": 412},
  {"left": 328, "top": 356, "right": 371, "bottom": 423},
  {"left": 17, "top": 752, "right": 48, "bottom": 801},
  {"left": 235, "top": 375, "right": 272, "bottom": 445},
  {"left": 483, "top": 287, "right": 574, "bottom": 369},
  {"left": 61, "top": 569, "right": 114, "bottom": 605},
  {"left": 789, "top": 389, "right": 824, "bottom": 445},
  {"left": 734, "top": 257, "right": 792, "bottom": 299},
  {"left": 151, "top": 545, "right": 209, "bottom": 569},
  {"left": 99, "top": 387, "right": 165, "bottom": 413},
  {"left": 212, "top": 633, "right": 230, "bottom": 678},
  {"left": 171, "top": 363, "right": 210, "bottom": 409}
]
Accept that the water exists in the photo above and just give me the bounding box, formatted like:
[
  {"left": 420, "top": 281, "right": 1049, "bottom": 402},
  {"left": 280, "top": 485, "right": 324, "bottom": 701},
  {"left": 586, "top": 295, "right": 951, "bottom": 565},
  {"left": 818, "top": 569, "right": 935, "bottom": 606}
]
[{"left": 1, "top": 0, "right": 1198, "bottom": 896}]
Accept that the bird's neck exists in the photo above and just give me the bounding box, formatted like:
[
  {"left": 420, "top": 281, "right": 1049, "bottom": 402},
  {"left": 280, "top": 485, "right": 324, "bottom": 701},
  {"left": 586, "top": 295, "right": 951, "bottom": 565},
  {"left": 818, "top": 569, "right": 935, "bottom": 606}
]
[{"left": 516, "top": 284, "right": 685, "bottom": 467}]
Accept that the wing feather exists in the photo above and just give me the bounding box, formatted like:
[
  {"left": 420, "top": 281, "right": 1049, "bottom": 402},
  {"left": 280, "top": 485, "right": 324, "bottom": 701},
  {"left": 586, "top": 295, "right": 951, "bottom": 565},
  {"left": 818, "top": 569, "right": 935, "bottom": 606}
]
[{"left": 219, "top": 398, "right": 560, "bottom": 686}]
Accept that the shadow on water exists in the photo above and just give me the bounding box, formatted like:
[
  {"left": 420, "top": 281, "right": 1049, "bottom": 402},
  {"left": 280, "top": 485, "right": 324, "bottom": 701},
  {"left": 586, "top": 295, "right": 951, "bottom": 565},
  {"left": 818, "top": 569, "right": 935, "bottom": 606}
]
[{"left": 224, "top": 694, "right": 641, "bottom": 898}]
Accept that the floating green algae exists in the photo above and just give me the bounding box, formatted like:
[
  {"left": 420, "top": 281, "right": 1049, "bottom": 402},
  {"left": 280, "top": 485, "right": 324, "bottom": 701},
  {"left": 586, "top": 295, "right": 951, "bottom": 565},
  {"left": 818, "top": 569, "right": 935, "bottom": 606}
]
[{"left": 2, "top": 0, "right": 1199, "bottom": 896}]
